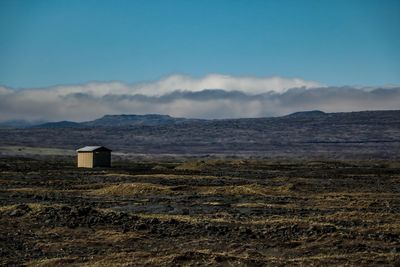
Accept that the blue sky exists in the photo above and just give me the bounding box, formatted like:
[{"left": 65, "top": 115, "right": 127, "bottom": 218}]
[{"left": 0, "top": 0, "right": 399, "bottom": 88}]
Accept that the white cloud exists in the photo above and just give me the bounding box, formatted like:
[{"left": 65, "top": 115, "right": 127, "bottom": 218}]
[
  {"left": 0, "top": 74, "right": 399, "bottom": 122},
  {"left": 0, "top": 86, "right": 12, "bottom": 95},
  {"left": 7, "top": 74, "right": 322, "bottom": 98},
  {"left": 130, "top": 74, "right": 323, "bottom": 95}
]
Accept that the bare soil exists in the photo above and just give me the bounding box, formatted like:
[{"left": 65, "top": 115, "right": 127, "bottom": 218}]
[{"left": 0, "top": 157, "right": 399, "bottom": 266}]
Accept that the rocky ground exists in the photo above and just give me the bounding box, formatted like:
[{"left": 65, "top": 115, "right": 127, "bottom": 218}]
[{"left": 0, "top": 157, "right": 399, "bottom": 266}]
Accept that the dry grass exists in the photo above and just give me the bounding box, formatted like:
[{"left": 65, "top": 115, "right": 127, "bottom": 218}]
[
  {"left": 89, "top": 182, "right": 293, "bottom": 198},
  {"left": 79, "top": 252, "right": 155, "bottom": 267},
  {"left": 175, "top": 160, "right": 209, "bottom": 171},
  {"left": 2, "top": 158, "right": 399, "bottom": 266},
  {"left": 202, "top": 201, "right": 225, "bottom": 206},
  {"left": 79, "top": 249, "right": 260, "bottom": 267},
  {"left": 103, "top": 173, "right": 220, "bottom": 181},
  {"left": 0, "top": 203, "right": 46, "bottom": 213},
  {"left": 27, "top": 251, "right": 399, "bottom": 267},
  {"left": 28, "top": 228, "right": 144, "bottom": 266},
  {"left": 232, "top": 202, "right": 298, "bottom": 209},
  {"left": 246, "top": 216, "right": 337, "bottom": 227},
  {"left": 283, "top": 251, "right": 399, "bottom": 264},
  {"left": 44, "top": 227, "right": 142, "bottom": 243},
  {"left": 131, "top": 173, "right": 219, "bottom": 180},
  {"left": 26, "top": 257, "right": 81, "bottom": 267},
  {"left": 6, "top": 187, "right": 57, "bottom": 194},
  {"left": 101, "top": 173, "right": 136, "bottom": 177},
  {"left": 174, "top": 159, "right": 247, "bottom": 171},
  {"left": 197, "top": 183, "right": 292, "bottom": 196},
  {"left": 137, "top": 213, "right": 228, "bottom": 224},
  {"left": 94, "top": 229, "right": 142, "bottom": 242},
  {"left": 89, "top": 183, "right": 171, "bottom": 196},
  {"left": 316, "top": 192, "right": 400, "bottom": 198},
  {"left": 322, "top": 211, "right": 400, "bottom": 223},
  {"left": 292, "top": 192, "right": 400, "bottom": 210}
]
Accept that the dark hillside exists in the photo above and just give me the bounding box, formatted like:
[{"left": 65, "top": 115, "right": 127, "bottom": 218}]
[{"left": 1, "top": 110, "right": 399, "bottom": 159}]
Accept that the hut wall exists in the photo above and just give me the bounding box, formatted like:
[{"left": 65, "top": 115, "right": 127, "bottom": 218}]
[
  {"left": 77, "top": 152, "right": 93, "bottom": 168},
  {"left": 93, "top": 151, "right": 111, "bottom": 167}
]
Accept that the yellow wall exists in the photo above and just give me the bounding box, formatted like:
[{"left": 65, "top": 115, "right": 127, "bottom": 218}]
[{"left": 77, "top": 152, "right": 93, "bottom": 168}]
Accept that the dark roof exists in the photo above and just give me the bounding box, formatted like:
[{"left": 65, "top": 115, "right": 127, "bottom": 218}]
[{"left": 76, "top": 146, "right": 112, "bottom": 152}]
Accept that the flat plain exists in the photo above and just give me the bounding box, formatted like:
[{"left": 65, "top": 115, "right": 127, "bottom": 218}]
[{"left": 1, "top": 157, "right": 399, "bottom": 266}]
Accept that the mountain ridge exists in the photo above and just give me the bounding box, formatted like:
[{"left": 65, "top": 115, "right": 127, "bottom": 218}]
[
  {"left": 3, "top": 109, "right": 399, "bottom": 129},
  {"left": 1, "top": 110, "right": 399, "bottom": 159}
]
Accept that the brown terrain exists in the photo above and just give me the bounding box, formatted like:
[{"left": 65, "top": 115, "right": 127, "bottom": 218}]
[{"left": 1, "top": 157, "right": 399, "bottom": 266}]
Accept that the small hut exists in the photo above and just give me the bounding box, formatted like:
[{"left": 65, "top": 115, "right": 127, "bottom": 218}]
[{"left": 76, "top": 146, "right": 112, "bottom": 168}]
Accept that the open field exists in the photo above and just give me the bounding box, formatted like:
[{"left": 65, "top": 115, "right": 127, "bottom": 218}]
[{"left": 0, "top": 157, "right": 399, "bottom": 266}]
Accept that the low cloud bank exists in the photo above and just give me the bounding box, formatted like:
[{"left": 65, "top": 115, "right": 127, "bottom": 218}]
[{"left": 0, "top": 74, "right": 399, "bottom": 121}]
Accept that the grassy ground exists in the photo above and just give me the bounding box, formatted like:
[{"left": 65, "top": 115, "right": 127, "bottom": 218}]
[{"left": 0, "top": 157, "right": 399, "bottom": 266}]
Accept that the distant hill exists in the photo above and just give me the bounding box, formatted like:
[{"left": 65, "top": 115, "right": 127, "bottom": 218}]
[
  {"left": 81, "top": 114, "right": 200, "bottom": 127},
  {"left": 285, "top": 110, "right": 326, "bottom": 118},
  {"left": 30, "top": 114, "right": 203, "bottom": 128},
  {"left": 1, "top": 110, "right": 399, "bottom": 159},
  {"left": 32, "top": 121, "right": 82, "bottom": 129},
  {"left": 0, "top": 119, "right": 46, "bottom": 129}
]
